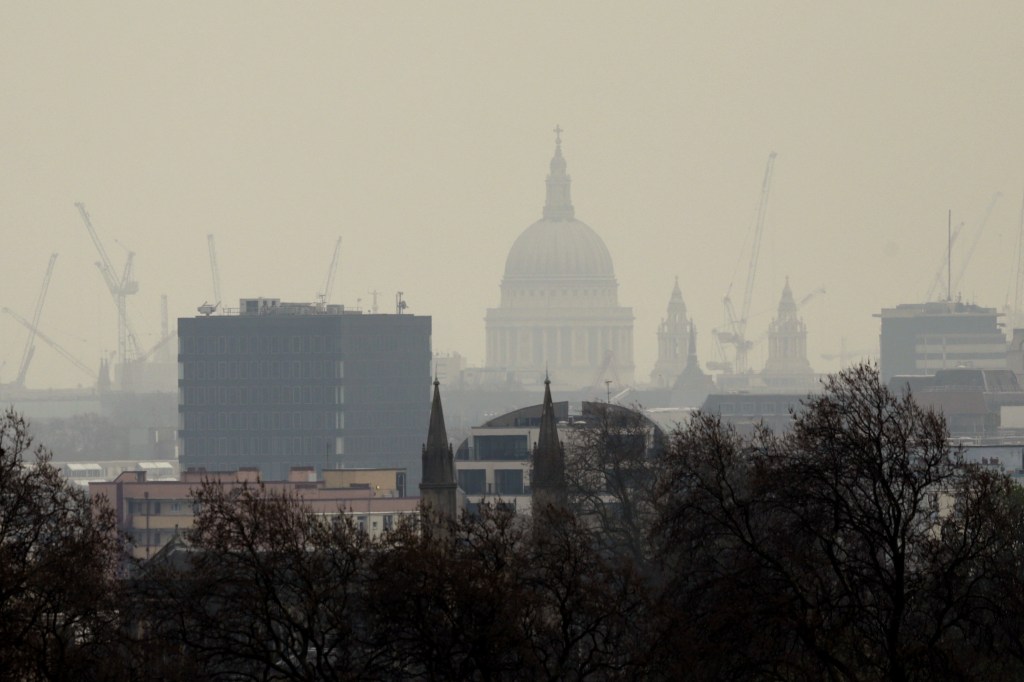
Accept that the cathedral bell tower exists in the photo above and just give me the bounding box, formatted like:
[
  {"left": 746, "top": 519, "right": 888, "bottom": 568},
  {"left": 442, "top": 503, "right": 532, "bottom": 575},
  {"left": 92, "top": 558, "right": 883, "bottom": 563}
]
[
  {"left": 650, "top": 277, "right": 689, "bottom": 387},
  {"left": 763, "top": 278, "right": 814, "bottom": 384}
]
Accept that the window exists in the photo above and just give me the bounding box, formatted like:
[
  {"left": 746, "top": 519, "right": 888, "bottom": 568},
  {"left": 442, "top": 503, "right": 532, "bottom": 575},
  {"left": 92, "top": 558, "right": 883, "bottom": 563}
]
[
  {"left": 458, "top": 469, "right": 486, "bottom": 495},
  {"left": 495, "top": 469, "right": 524, "bottom": 495},
  {"left": 475, "top": 435, "right": 529, "bottom": 461}
]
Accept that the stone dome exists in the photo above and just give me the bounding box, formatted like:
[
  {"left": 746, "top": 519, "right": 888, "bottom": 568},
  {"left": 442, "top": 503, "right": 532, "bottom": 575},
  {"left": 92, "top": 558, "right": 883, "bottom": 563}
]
[
  {"left": 501, "top": 130, "right": 616, "bottom": 283},
  {"left": 503, "top": 217, "right": 616, "bottom": 281}
]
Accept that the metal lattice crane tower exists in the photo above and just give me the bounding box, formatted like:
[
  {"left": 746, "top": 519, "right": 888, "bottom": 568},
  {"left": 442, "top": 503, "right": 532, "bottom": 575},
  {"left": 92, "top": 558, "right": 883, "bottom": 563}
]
[
  {"left": 951, "top": 192, "right": 1002, "bottom": 296},
  {"left": 317, "top": 237, "right": 342, "bottom": 309},
  {"left": 12, "top": 253, "right": 58, "bottom": 387},
  {"left": 75, "top": 202, "right": 141, "bottom": 367},
  {"left": 718, "top": 152, "right": 777, "bottom": 373},
  {"left": 3, "top": 307, "right": 95, "bottom": 381},
  {"left": 1012, "top": 190, "right": 1024, "bottom": 329},
  {"left": 207, "top": 234, "right": 223, "bottom": 308}
]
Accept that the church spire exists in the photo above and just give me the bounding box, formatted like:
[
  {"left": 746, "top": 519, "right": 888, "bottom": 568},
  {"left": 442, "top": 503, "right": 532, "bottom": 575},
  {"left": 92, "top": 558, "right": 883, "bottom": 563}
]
[
  {"left": 420, "top": 379, "right": 459, "bottom": 525},
  {"left": 543, "top": 125, "right": 575, "bottom": 221},
  {"left": 532, "top": 375, "right": 567, "bottom": 509},
  {"left": 422, "top": 378, "right": 455, "bottom": 485}
]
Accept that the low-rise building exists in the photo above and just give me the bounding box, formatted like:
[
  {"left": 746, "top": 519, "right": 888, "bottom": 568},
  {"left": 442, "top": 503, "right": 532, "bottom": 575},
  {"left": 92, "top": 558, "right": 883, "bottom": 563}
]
[
  {"left": 454, "top": 395, "right": 663, "bottom": 514},
  {"left": 90, "top": 466, "right": 416, "bottom": 559}
]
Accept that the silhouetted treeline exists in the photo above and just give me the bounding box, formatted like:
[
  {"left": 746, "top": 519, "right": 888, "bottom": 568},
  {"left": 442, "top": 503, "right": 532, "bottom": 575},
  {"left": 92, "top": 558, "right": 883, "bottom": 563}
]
[{"left": 4, "top": 366, "right": 1024, "bottom": 680}]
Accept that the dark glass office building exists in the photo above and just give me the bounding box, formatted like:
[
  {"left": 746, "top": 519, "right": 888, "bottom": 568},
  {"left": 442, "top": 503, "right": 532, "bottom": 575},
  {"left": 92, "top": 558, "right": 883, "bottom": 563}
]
[{"left": 178, "top": 298, "right": 431, "bottom": 484}]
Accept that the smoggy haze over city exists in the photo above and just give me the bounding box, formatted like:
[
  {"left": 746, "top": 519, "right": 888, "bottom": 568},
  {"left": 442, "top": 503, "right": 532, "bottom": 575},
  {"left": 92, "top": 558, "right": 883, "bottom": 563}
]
[{"left": 3, "top": 3, "right": 1024, "bottom": 390}]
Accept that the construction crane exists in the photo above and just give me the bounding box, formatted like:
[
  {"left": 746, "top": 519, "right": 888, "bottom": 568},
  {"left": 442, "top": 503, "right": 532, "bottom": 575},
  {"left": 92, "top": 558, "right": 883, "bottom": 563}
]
[
  {"left": 11, "top": 253, "right": 58, "bottom": 387},
  {"left": 317, "top": 237, "right": 342, "bottom": 310},
  {"left": 207, "top": 234, "right": 222, "bottom": 311},
  {"left": 136, "top": 332, "right": 176, "bottom": 364},
  {"left": 924, "top": 218, "right": 965, "bottom": 302},
  {"left": 1010, "top": 190, "right": 1024, "bottom": 330},
  {"left": 75, "top": 202, "right": 141, "bottom": 366},
  {"left": 159, "top": 294, "right": 172, "bottom": 362},
  {"left": 798, "top": 286, "right": 826, "bottom": 308},
  {"left": 3, "top": 307, "right": 95, "bottom": 382},
  {"left": 950, "top": 192, "right": 1002, "bottom": 296},
  {"left": 821, "top": 337, "right": 876, "bottom": 369},
  {"left": 716, "top": 152, "right": 777, "bottom": 374}
]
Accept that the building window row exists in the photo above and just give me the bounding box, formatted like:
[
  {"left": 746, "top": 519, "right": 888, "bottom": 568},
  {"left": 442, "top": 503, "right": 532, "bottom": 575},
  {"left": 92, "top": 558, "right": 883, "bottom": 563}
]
[
  {"left": 182, "top": 410, "right": 343, "bottom": 432},
  {"left": 181, "top": 334, "right": 330, "bottom": 356},
  {"left": 181, "top": 359, "right": 343, "bottom": 382},
  {"left": 183, "top": 435, "right": 334, "bottom": 458},
  {"left": 181, "top": 384, "right": 341, "bottom": 407}
]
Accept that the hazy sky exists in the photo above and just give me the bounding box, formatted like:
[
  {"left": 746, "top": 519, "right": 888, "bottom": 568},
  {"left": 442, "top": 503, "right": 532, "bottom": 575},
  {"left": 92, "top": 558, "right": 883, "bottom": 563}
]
[{"left": 3, "top": 2, "right": 1024, "bottom": 389}]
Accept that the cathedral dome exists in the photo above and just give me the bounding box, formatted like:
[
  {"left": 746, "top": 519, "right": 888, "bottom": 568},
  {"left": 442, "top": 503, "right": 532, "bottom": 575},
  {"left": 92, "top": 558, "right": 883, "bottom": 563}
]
[
  {"left": 503, "top": 217, "right": 615, "bottom": 281},
  {"left": 485, "top": 128, "right": 635, "bottom": 389},
  {"left": 501, "top": 128, "right": 616, "bottom": 283}
]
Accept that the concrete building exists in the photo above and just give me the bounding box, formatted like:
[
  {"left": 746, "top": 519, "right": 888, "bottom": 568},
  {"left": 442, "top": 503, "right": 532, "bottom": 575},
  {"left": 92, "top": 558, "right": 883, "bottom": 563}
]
[
  {"left": 90, "top": 466, "right": 416, "bottom": 559},
  {"left": 484, "top": 129, "right": 635, "bottom": 391},
  {"left": 700, "top": 391, "right": 815, "bottom": 436},
  {"left": 877, "top": 300, "right": 1007, "bottom": 382},
  {"left": 178, "top": 298, "right": 431, "bottom": 484},
  {"left": 890, "top": 368, "right": 1024, "bottom": 440},
  {"left": 454, "top": 390, "right": 663, "bottom": 514}
]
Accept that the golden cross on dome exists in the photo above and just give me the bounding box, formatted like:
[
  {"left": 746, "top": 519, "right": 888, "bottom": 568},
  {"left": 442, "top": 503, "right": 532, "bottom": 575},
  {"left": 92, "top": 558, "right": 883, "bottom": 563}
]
[{"left": 553, "top": 124, "right": 563, "bottom": 144}]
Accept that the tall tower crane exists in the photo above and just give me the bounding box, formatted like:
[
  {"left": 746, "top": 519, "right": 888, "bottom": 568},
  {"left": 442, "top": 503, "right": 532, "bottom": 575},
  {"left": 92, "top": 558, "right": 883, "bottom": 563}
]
[
  {"left": 75, "top": 202, "right": 141, "bottom": 367},
  {"left": 923, "top": 219, "right": 964, "bottom": 302},
  {"left": 207, "top": 234, "right": 222, "bottom": 309},
  {"left": 716, "top": 152, "right": 777, "bottom": 374},
  {"left": 3, "top": 307, "right": 95, "bottom": 382},
  {"left": 1011, "top": 190, "right": 1024, "bottom": 330},
  {"left": 317, "top": 237, "right": 343, "bottom": 310},
  {"left": 12, "top": 253, "right": 58, "bottom": 387},
  {"left": 951, "top": 192, "right": 1001, "bottom": 296}
]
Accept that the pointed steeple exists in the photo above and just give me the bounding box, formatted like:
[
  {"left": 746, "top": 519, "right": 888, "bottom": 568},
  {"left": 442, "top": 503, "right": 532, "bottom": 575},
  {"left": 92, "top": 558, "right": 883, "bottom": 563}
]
[
  {"left": 671, "top": 321, "right": 715, "bottom": 407},
  {"left": 764, "top": 278, "right": 814, "bottom": 380},
  {"left": 651, "top": 277, "right": 690, "bottom": 386},
  {"left": 543, "top": 125, "right": 575, "bottom": 221},
  {"left": 667, "top": 276, "right": 687, "bottom": 323},
  {"left": 778, "top": 276, "right": 797, "bottom": 317},
  {"left": 532, "top": 375, "right": 567, "bottom": 508},
  {"left": 422, "top": 378, "right": 455, "bottom": 486}
]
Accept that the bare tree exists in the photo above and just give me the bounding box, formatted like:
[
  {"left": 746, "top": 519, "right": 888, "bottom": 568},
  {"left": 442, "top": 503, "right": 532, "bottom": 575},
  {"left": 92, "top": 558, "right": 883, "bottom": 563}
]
[
  {"left": 565, "top": 403, "right": 661, "bottom": 566},
  {"left": 367, "top": 505, "right": 531, "bottom": 681},
  {"left": 652, "top": 365, "right": 1024, "bottom": 680},
  {"left": 140, "top": 480, "right": 378, "bottom": 681},
  {"left": 0, "top": 408, "right": 125, "bottom": 681}
]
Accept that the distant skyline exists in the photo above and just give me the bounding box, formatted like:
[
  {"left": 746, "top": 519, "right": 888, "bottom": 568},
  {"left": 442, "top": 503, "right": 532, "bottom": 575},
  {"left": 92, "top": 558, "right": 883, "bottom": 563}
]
[{"left": 3, "top": 3, "right": 1024, "bottom": 389}]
